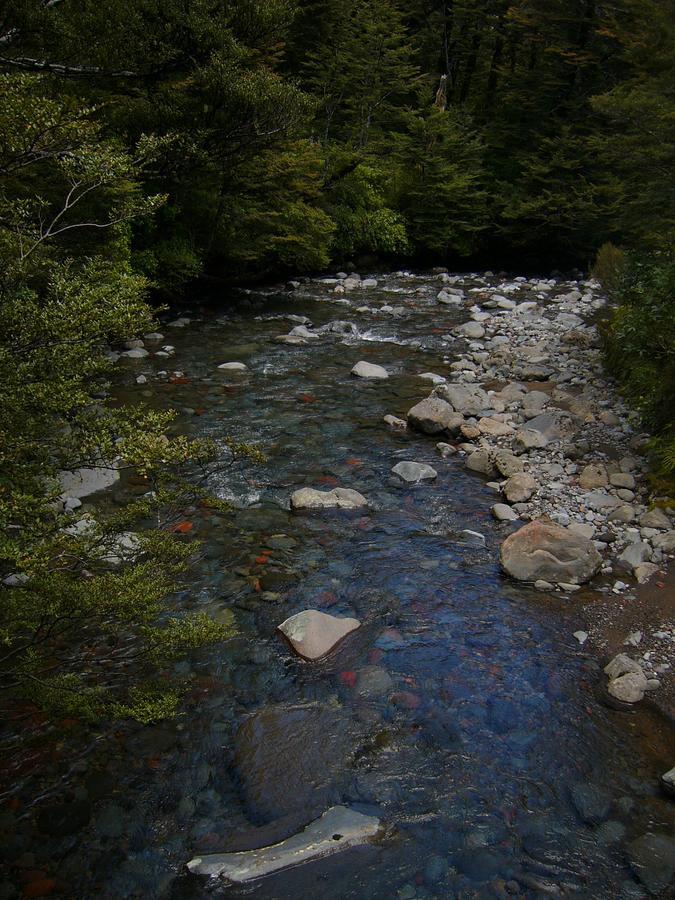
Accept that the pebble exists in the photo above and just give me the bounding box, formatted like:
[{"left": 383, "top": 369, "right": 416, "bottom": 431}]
[{"left": 492, "top": 503, "right": 519, "bottom": 521}]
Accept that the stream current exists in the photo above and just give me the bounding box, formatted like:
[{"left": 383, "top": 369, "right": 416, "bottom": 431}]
[{"left": 2, "top": 271, "right": 674, "bottom": 899}]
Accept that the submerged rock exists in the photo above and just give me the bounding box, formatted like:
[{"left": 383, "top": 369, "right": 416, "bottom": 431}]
[
  {"left": 500, "top": 519, "right": 602, "bottom": 584},
  {"left": 232, "top": 705, "right": 352, "bottom": 824},
  {"left": 187, "top": 806, "right": 382, "bottom": 882},
  {"left": 627, "top": 833, "right": 675, "bottom": 895},
  {"left": 277, "top": 610, "right": 360, "bottom": 660},
  {"left": 290, "top": 487, "right": 368, "bottom": 510},
  {"left": 571, "top": 783, "right": 611, "bottom": 825}
]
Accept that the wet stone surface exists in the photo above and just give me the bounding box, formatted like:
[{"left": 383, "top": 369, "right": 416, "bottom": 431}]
[{"left": 1, "top": 270, "right": 674, "bottom": 899}]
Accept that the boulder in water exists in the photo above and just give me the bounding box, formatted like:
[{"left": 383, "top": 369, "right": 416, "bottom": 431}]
[
  {"left": 59, "top": 464, "right": 119, "bottom": 499},
  {"left": 277, "top": 610, "right": 360, "bottom": 660},
  {"left": 351, "top": 361, "right": 388, "bottom": 379},
  {"left": 290, "top": 487, "right": 368, "bottom": 510},
  {"left": 391, "top": 461, "right": 438, "bottom": 483},
  {"left": 627, "top": 833, "right": 675, "bottom": 895},
  {"left": 231, "top": 705, "right": 353, "bottom": 824}
]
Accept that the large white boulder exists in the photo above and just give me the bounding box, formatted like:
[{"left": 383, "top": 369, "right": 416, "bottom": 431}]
[{"left": 351, "top": 361, "right": 389, "bottom": 379}]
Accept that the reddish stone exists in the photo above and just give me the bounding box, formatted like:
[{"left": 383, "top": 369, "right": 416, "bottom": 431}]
[
  {"left": 171, "top": 521, "right": 193, "bottom": 534},
  {"left": 299, "top": 393, "right": 315, "bottom": 404},
  {"left": 345, "top": 457, "right": 363, "bottom": 467},
  {"left": 254, "top": 555, "right": 270, "bottom": 565},
  {"left": 340, "top": 671, "right": 357, "bottom": 688}
]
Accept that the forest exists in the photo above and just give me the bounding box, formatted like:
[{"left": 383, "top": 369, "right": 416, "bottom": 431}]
[{"left": 0, "top": 0, "right": 673, "bottom": 722}]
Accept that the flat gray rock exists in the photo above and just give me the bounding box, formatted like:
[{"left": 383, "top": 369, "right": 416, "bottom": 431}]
[
  {"left": 514, "top": 428, "right": 549, "bottom": 452},
  {"left": 640, "top": 508, "right": 671, "bottom": 529},
  {"left": 58, "top": 465, "right": 119, "bottom": 499},
  {"left": 290, "top": 487, "right": 368, "bottom": 510},
  {"left": 218, "top": 361, "right": 248, "bottom": 371},
  {"left": 526, "top": 411, "right": 577, "bottom": 441},
  {"left": 455, "top": 321, "right": 485, "bottom": 339},
  {"left": 391, "top": 461, "right": 438, "bottom": 483},
  {"left": 278, "top": 610, "right": 360, "bottom": 660},
  {"left": 619, "top": 542, "right": 652, "bottom": 568},
  {"left": 187, "top": 806, "right": 382, "bottom": 882}
]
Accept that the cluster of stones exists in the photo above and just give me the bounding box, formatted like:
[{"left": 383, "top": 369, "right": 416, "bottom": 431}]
[
  {"left": 186, "top": 608, "right": 383, "bottom": 880},
  {"left": 397, "top": 274, "right": 673, "bottom": 591},
  {"left": 603, "top": 653, "right": 661, "bottom": 704}
]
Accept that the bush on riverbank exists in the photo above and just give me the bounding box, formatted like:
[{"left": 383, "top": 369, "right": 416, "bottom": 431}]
[
  {"left": 0, "top": 75, "right": 239, "bottom": 723},
  {"left": 601, "top": 251, "right": 675, "bottom": 492}
]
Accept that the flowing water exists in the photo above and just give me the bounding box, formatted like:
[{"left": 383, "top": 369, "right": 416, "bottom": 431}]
[{"left": 2, "top": 272, "right": 674, "bottom": 899}]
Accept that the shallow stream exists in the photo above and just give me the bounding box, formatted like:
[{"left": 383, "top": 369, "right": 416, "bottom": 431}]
[{"left": 2, "top": 271, "right": 674, "bottom": 899}]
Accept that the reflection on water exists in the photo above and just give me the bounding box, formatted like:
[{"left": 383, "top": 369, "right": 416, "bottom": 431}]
[{"left": 1, "top": 272, "right": 673, "bottom": 899}]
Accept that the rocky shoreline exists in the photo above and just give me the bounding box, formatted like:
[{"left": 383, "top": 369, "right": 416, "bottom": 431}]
[{"left": 371, "top": 270, "right": 675, "bottom": 712}]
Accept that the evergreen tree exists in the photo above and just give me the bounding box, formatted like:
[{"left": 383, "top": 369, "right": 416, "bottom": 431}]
[{"left": 394, "top": 105, "right": 487, "bottom": 258}]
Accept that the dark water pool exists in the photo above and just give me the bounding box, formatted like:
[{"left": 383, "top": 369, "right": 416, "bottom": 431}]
[{"left": 2, "top": 272, "right": 674, "bottom": 899}]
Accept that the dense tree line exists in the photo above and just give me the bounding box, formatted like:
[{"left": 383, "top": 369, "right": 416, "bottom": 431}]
[{"left": 0, "top": 0, "right": 672, "bottom": 721}]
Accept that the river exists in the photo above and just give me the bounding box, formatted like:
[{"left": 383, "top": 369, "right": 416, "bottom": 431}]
[{"left": 2, "top": 270, "right": 674, "bottom": 899}]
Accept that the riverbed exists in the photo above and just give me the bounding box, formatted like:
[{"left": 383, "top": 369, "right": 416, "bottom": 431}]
[{"left": 2, "top": 270, "right": 674, "bottom": 899}]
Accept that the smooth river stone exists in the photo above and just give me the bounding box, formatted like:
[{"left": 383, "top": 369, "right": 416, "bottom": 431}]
[
  {"left": 218, "top": 361, "right": 248, "bottom": 371},
  {"left": 290, "top": 487, "right": 368, "bottom": 510},
  {"left": 499, "top": 519, "right": 602, "bottom": 584},
  {"left": 277, "top": 610, "right": 361, "bottom": 660},
  {"left": 391, "top": 461, "right": 438, "bottom": 483},
  {"left": 351, "top": 360, "right": 389, "bottom": 379},
  {"left": 187, "top": 806, "right": 382, "bottom": 882}
]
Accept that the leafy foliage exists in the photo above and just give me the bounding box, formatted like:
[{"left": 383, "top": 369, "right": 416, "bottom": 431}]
[{"left": 0, "top": 74, "right": 245, "bottom": 724}]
